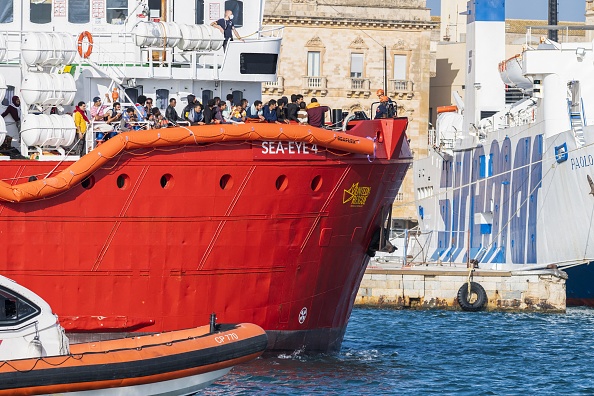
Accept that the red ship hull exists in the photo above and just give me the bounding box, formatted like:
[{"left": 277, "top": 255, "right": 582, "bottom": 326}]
[{"left": 0, "top": 119, "right": 410, "bottom": 352}]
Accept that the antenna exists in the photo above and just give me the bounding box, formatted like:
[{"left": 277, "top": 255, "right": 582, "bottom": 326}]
[{"left": 548, "top": 0, "right": 558, "bottom": 42}]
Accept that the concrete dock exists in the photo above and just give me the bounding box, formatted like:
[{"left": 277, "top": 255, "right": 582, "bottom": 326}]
[{"left": 356, "top": 263, "right": 567, "bottom": 312}]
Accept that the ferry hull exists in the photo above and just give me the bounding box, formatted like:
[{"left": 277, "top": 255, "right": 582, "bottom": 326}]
[
  {"left": 0, "top": 120, "right": 410, "bottom": 352},
  {"left": 565, "top": 264, "right": 594, "bottom": 307}
]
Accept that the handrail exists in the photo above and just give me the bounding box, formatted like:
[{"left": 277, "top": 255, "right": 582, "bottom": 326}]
[{"left": 0, "top": 124, "right": 374, "bottom": 203}]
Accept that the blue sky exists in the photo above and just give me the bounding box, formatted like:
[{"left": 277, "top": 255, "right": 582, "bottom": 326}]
[{"left": 426, "top": 0, "right": 586, "bottom": 21}]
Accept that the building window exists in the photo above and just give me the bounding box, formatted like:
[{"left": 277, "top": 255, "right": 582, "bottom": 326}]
[
  {"left": 68, "top": 0, "right": 90, "bottom": 24},
  {"left": 156, "top": 89, "right": 169, "bottom": 110},
  {"left": 202, "top": 89, "right": 213, "bottom": 105},
  {"left": 232, "top": 90, "right": 243, "bottom": 105},
  {"left": 307, "top": 51, "right": 320, "bottom": 77},
  {"left": 0, "top": 0, "right": 13, "bottom": 23},
  {"left": 106, "top": 0, "right": 127, "bottom": 24},
  {"left": 350, "top": 53, "right": 363, "bottom": 78},
  {"left": 393, "top": 54, "right": 407, "bottom": 80},
  {"left": 195, "top": 0, "right": 204, "bottom": 24},
  {"left": 30, "top": 0, "right": 52, "bottom": 24},
  {"left": 224, "top": 0, "right": 242, "bottom": 28}
]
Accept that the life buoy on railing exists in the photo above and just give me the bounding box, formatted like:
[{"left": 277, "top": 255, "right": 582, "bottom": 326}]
[{"left": 77, "top": 31, "right": 93, "bottom": 59}]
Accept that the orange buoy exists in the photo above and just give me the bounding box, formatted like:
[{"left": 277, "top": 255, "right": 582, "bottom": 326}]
[
  {"left": 77, "top": 31, "right": 93, "bottom": 59},
  {"left": 111, "top": 87, "right": 119, "bottom": 102},
  {"left": 437, "top": 105, "right": 458, "bottom": 114}
]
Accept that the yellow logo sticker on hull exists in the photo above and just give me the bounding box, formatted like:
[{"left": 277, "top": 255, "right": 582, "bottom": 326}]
[{"left": 343, "top": 183, "right": 371, "bottom": 207}]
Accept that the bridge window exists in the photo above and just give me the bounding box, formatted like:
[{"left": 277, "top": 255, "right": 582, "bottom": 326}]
[
  {"left": 156, "top": 89, "right": 169, "bottom": 110},
  {"left": 68, "top": 0, "right": 90, "bottom": 24},
  {"left": 106, "top": 0, "right": 128, "bottom": 24},
  {"left": 195, "top": 0, "right": 204, "bottom": 24},
  {"left": 202, "top": 90, "right": 213, "bottom": 105},
  {"left": 224, "top": 0, "right": 242, "bottom": 28},
  {"left": 0, "top": 287, "right": 41, "bottom": 326},
  {"left": 0, "top": 0, "right": 13, "bottom": 23},
  {"left": 232, "top": 90, "right": 243, "bottom": 105},
  {"left": 30, "top": 0, "right": 52, "bottom": 24}
]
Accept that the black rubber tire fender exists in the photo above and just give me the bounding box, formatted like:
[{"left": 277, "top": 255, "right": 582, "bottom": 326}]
[{"left": 457, "top": 281, "right": 488, "bottom": 312}]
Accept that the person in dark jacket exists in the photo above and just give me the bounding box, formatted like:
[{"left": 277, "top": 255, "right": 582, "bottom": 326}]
[
  {"left": 263, "top": 99, "right": 279, "bottom": 123},
  {"left": 276, "top": 99, "right": 290, "bottom": 124},
  {"left": 306, "top": 98, "right": 330, "bottom": 127},
  {"left": 203, "top": 99, "right": 220, "bottom": 124},
  {"left": 182, "top": 94, "right": 197, "bottom": 121},
  {"left": 286, "top": 94, "right": 300, "bottom": 122},
  {"left": 165, "top": 98, "right": 184, "bottom": 125}
]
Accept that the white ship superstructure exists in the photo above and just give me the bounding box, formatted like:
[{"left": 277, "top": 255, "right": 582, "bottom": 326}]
[
  {"left": 0, "top": 0, "right": 281, "bottom": 157},
  {"left": 414, "top": 0, "right": 594, "bottom": 271}
]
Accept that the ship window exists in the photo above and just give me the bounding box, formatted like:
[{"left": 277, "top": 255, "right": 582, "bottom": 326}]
[
  {"left": 156, "top": 89, "right": 169, "bottom": 110},
  {"left": 0, "top": 287, "right": 41, "bottom": 326},
  {"left": 232, "top": 90, "right": 243, "bottom": 105},
  {"left": 106, "top": 0, "right": 128, "bottom": 24},
  {"left": 68, "top": 0, "right": 90, "bottom": 24},
  {"left": 30, "top": 0, "right": 52, "bottom": 24},
  {"left": 202, "top": 90, "right": 213, "bottom": 105},
  {"left": 2, "top": 85, "right": 14, "bottom": 106},
  {"left": 0, "top": 0, "right": 13, "bottom": 23},
  {"left": 195, "top": 0, "right": 204, "bottom": 24},
  {"left": 124, "top": 86, "right": 143, "bottom": 105},
  {"left": 240, "top": 53, "right": 278, "bottom": 75},
  {"left": 224, "top": 0, "right": 242, "bottom": 28}
]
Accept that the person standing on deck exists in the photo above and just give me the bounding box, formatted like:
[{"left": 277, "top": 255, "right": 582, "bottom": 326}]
[
  {"left": 73, "top": 101, "right": 89, "bottom": 155},
  {"left": 212, "top": 9, "right": 243, "bottom": 51}
]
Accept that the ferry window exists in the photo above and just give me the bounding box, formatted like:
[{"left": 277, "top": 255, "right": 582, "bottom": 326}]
[
  {"left": 2, "top": 85, "right": 14, "bottom": 106},
  {"left": 224, "top": 0, "right": 242, "bottom": 28},
  {"left": 195, "top": 0, "right": 204, "bottom": 24},
  {"left": 202, "top": 90, "right": 213, "bottom": 105},
  {"left": 106, "top": 0, "right": 127, "bottom": 24},
  {"left": 156, "top": 89, "right": 169, "bottom": 110},
  {"left": 307, "top": 51, "right": 320, "bottom": 77},
  {"left": 350, "top": 53, "right": 363, "bottom": 78},
  {"left": 0, "top": 287, "right": 41, "bottom": 326},
  {"left": 0, "top": 0, "right": 13, "bottom": 23},
  {"left": 125, "top": 86, "right": 143, "bottom": 104},
  {"left": 240, "top": 53, "right": 278, "bottom": 75},
  {"left": 232, "top": 90, "right": 243, "bottom": 104},
  {"left": 30, "top": 0, "right": 52, "bottom": 24},
  {"left": 69, "top": 0, "right": 90, "bottom": 24},
  {"left": 393, "top": 54, "right": 407, "bottom": 80}
]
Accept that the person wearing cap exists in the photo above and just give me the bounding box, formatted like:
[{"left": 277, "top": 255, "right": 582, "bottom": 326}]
[
  {"left": 375, "top": 95, "right": 391, "bottom": 119},
  {"left": 211, "top": 9, "right": 244, "bottom": 51},
  {"left": 90, "top": 96, "right": 109, "bottom": 121}
]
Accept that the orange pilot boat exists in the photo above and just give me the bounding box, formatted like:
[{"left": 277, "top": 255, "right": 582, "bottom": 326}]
[{"left": 0, "top": 275, "right": 267, "bottom": 395}]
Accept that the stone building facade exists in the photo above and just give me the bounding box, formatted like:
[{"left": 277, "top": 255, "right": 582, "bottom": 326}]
[{"left": 262, "top": 0, "right": 437, "bottom": 224}]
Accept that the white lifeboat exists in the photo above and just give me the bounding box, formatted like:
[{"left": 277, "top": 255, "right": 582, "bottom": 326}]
[
  {"left": 499, "top": 53, "right": 533, "bottom": 90},
  {"left": 21, "top": 73, "right": 77, "bottom": 106},
  {"left": 21, "top": 32, "right": 77, "bottom": 67},
  {"left": 21, "top": 114, "right": 76, "bottom": 148},
  {"left": 133, "top": 21, "right": 182, "bottom": 48}
]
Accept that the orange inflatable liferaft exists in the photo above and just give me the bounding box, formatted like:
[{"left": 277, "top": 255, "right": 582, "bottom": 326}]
[
  {"left": 77, "top": 31, "right": 93, "bottom": 59},
  {"left": 437, "top": 105, "right": 458, "bottom": 114}
]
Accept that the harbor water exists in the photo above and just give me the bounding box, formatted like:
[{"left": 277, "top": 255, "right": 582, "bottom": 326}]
[{"left": 207, "top": 307, "right": 594, "bottom": 394}]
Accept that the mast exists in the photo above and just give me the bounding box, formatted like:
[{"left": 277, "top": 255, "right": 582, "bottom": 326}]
[{"left": 548, "top": 0, "right": 558, "bottom": 42}]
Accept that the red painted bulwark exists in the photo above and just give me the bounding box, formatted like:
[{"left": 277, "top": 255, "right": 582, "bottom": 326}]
[{"left": 0, "top": 120, "right": 410, "bottom": 351}]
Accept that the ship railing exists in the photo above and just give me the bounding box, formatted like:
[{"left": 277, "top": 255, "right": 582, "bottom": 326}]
[
  {"left": 370, "top": 227, "right": 435, "bottom": 268},
  {"left": 428, "top": 129, "right": 455, "bottom": 150}
]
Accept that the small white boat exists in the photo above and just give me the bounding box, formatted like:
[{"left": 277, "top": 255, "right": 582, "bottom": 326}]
[{"left": 0, "top": 275, "right": 267, "bottom": 395}]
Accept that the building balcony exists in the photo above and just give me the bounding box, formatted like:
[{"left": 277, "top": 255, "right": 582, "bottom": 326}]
[
  {"left": 347, "top": 78, "right": 371, "bottom": 98},
  {"left": 262, "top": 76, "right": 284, "bottom": 94},
  {"left": 389, "top": 79, "right": 414, "bottom": 99},
  {"left": 302, "top": 76, "right": 328, "bottom": 96}
]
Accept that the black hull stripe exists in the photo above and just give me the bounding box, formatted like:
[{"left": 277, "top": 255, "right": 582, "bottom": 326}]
[{"left": 0, "top": 334, "right": 267, "bottom": 390}]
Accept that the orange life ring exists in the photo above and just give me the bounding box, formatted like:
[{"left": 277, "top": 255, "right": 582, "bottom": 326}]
[{"left": 77, "top": 31, "right": 93, "bottom": 59}]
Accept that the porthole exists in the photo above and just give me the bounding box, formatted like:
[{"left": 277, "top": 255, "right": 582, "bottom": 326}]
[
  {"left": 160, "top": 174, "right": 173, "bottom": 189},
  {"left": 81, "top": 176, "right": 95, "bottom": 189},
  {"left": 275, "top": 175, "right": 288, "bottom": 191},
  {"left": 220, "top": 174, "right": 233, "bottom": 190},
  {"left": 117, "top": 174, "right": 130, "bottom": 189},
  {"left": 28, "top": 175, "right": 37, "bottom": 182},
  {"left": 311, "top": 175, "right": 322, "bottom": 192}
]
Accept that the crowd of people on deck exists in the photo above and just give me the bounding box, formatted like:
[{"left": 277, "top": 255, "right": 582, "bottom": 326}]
[{"left": 0, "top": 87, "right": 395, "bottom": 156}]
